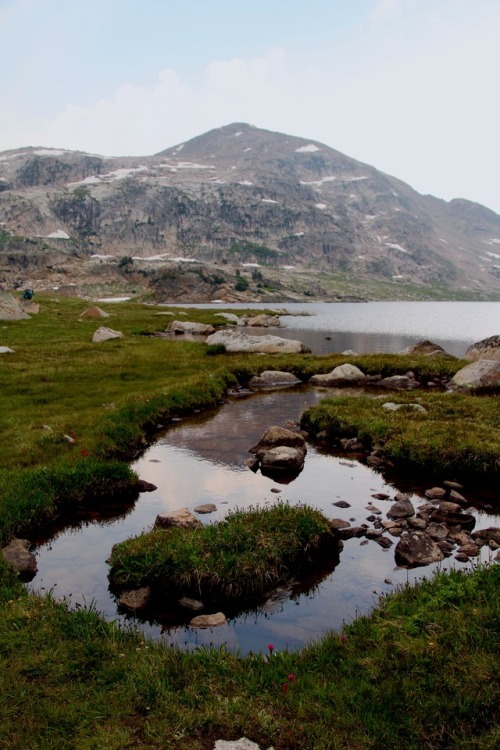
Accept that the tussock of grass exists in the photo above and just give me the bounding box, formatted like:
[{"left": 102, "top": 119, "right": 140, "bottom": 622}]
[
  {"left": 301, "top": 392, "right": 500, "bottom": 480},
  {"left": 109, "top": 503, "right": 337, "bottom": 599}
]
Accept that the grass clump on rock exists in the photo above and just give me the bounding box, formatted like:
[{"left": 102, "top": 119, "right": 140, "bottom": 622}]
[{"left": 109, "top": 503, "right": 338, "bottom": 600}]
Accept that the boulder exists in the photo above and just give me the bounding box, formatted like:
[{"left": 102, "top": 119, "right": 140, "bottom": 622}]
[
  {"left": 309, "top": 364, "right": 366, "bottom": 387},
  {"left": 388, "top": 495, "right": 415, "bottom": 519},
  {"left": 118, "top": 587, "right": 151, "bottom": 612},
  {"left": 1, "top": 538, "right": 37, "bottom": 579},
  {"left": 0, "top": 291, "right": 31, "bottom": 320},
  {"left": 399, "top": 340, "right": 451, "bottom": 357},
  {"left": 206, "top": 329, "right": 310, "bottom": 354},
  {"left": 430, "top": 508, "right": 476, "bottom": 530},
  {"left": 155, "top": 508, "right": 203, "bottom": 529},
  {"left": 245, "top": 314, "right": 281, "bottom": 327},
  {"left": 179, "top": 597, "right": 204, "bottom": 610},
  {"left": 465, "top": 335, "right": 500, "bottom": 362},
  {"left": 395, "top": 531, "right": 445, "bottom": 567},
  {"left": 449, "top": 359, "right": 500, "bottom": 392},
  {"left": 79, "top": 306, "right": 110, "bottom": 319},
  {"left": 249, "top": 426, "right": 306, "bottom": 454},
  {"left": 169, "top": 320, "right": 216, "bottom": 335},
  {"left": 0, "top": 346, "right": 15, "bottom": 354},
  {"left": 190, "top": 612, "right": 227, "bottom": 628},
  {"left": 92, "top": 326, "right": 124, "bottom": 343},
  {"left": 472, "top": 527, "right": 500, "bottom": 546},
  {"left": 248, "top": 370, "right": 301, "bottom": 389}
]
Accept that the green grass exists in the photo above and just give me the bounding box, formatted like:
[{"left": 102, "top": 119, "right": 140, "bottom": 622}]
[
  {"left": 109, "top": 503, "right": 337, "bottom": 599},
  {"left": 0, "top": 558, "right": 498, "bottom": 750},
  {"left": 301, "top": 392, "right": 500, "bottom": 481},
  {"left": 0, "top": 293, "right": 499, "bottom": 749}
]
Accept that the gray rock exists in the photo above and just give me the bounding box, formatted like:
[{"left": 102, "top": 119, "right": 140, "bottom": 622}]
[
  {"left": 118, "top": 587, "right": 151, "bottom": 611},
  {"left": 0, "top": 346, "right": 15, "bottom": 354},
  {"left": 214, "top": 738, "right": 266, "bottom": 750},
  {"left": 465, "top": 335, "right": 500, "bottom": 362},
  {"left": 169, "top": 320, "right": 216, "bottom": 335},
  {"left": 249, "top": 426, "right": 306, "bottom": 454},
  {"left": 155, "top": 508, "right": 203, "bottom": 529},
  {"left": 245, "top": 314, "right": 281, "bottom": 327},
  {"left": 92, "top": 326, "right": 124, "bottom": 343},
  {"left": 382, "top": 402, "right": 427, "bottom": 413},
  {"left": 449, "top": 359, "right": 500, "bottom": 392},
  {"left": 206, "top": 329, "right": 310, "bottom": 354},
  {"left": 79, "top": 305, "right": 110, "bottom": 319},
  {"left": 1, "top": 538, "right": 37, "bottom": 579},
  {"left": 260, "top": 446, "right": 306, "bottom": 471},
  {"left": 248, "top": 370, "right": 301, "bottom": 389},
  {"left": 214, "top": 312, "right": 245, "bottom": 326},
  {"left": 395, "top": 531, "right": 445, "bottom": 567},
  {"left": 309, "top": 363, "right": 366, "bottom": 386},
  {"left": 194, "top": 503, "right": 217, "bottom": 514},
  {"left": 388, "top": 495, "right": 415, "bottom": 519},
  {"left": 399, "top": 339, "right": 450, "bottom": 357},
  {"left": 378, "top": 375, "right": 420, "bottom": 390},
  {"left": 0, "top": 291, "right": 31, "bottom": 320},
  {"left": 190, "top": 612, "right": 227, "bottom": 628},
  {"left": 179, "top": 597, "right": 204, "bottom": 610}
]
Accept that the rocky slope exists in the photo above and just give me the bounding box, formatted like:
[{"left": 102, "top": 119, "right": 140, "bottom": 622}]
[{"left": 1, "top": 123, "right": 499, "bottom": 301}]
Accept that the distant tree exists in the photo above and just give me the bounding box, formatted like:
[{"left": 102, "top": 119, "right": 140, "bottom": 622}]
[{"left": 235, "top": 275, "right": 249, "bottom": 291}]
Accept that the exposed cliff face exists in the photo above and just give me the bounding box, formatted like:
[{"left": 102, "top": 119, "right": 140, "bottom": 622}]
[{"left": 0, "top": 125, "right": 499, "bottom": 300}]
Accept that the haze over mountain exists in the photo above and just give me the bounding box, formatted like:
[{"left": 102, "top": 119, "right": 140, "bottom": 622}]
[{"left": 1, "top": 123, "right": 499, "bottom": 302}]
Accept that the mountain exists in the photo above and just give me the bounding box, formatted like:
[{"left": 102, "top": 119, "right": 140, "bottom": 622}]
[{"left": 1, "top": 122, "right": 499, "bottom": 301}]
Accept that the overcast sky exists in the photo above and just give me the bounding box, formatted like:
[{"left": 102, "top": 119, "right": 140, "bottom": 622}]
[{"left": 2, "top": 0, "right": 499, "bottom": 213}]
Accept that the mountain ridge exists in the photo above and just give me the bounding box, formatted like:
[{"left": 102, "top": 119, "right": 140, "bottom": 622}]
[{"left": 0, "top": 122, "right": 499, "bottom": 302}]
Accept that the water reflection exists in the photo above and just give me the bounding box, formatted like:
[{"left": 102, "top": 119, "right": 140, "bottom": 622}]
[{"left": 29, "top": 387, "right": 500, "bottom": 654}]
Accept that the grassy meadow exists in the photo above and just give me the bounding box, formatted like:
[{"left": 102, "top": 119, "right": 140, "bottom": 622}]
[{"left": 0, "top": 292, "right": 499, "bottom": 749}]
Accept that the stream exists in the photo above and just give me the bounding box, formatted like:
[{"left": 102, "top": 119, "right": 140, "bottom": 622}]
[{"left": 30, "top": 386, "right": 499, "bottom": 654}]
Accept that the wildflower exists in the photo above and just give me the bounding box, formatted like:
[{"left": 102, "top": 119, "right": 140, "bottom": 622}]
[
  {"left": 80, "top": 449, "right": 89, "bottom": 457},
  {"left": 287, "top": 673, "right": 295, "bottom": 681},
  {"left": 282, "top": 682, "right": 289, "bottom": 694},
  {"left": 267, "top": 643, "right": 274, "bottom": 654},
  {"left": 341, "top": 633, "right": 347, "bottom": 643}
]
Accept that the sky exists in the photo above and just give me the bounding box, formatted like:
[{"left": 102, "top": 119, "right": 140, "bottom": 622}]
[{"left": 1, "top": 0, "right": 500, "bottom": 213}]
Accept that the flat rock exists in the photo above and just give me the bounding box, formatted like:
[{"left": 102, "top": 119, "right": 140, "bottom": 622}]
[
  {"left": 248, "top": 370, "right": 301, "bottom": 389},
  {"left": 194, "top": 503, "right": 217, "bottom": 514},
  {"left": 206, "top": 329, "right": 310, "bottom": 354},
  {"left": 378, "top": 374, "right": 421, "bottom": 390},
  {"left": 472, "top": 527, "right": 500, "bottom": 545},
  {"left": 214, "top": 738, "right": 265, "bottom": 750},
  {"left": 169, "top": 320, "right": 215, "bottom": 335},
  {"left": 214, "top": 312, "right": 245, "bottom": 326},
  {"left": 0, "top": 346, "right": 15, "bottom": 354},
  {"left": 382, "top": 402, "right": 427, "bottom": 413},
  {"left": 155, "top": 508, "right": 203, "bottom": 529},
  {"left": 425, "top": 487, "right": 447, "bottom": 499},
  {"left": 190, "top": 612, "right": 227, "bottom": 628},
  {"left": 92, "top": 326, "right": 124, "bottom": 343}
]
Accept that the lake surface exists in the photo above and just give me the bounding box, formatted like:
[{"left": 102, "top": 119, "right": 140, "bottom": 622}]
[
  {"left": 176, "top": 301, "right": 500, "bottom": 357},
  {"left": 30, "top": 385, "right": 499, "bottom": 655}
]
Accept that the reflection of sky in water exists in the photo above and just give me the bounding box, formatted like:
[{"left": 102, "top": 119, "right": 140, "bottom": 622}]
[{"left": 30, "top": 389, "right": 500, "bottom": 654}]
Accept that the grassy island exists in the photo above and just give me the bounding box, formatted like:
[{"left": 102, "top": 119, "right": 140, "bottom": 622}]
[{"left": 0, "top": 294, "right": 499, "bottom": 749}]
